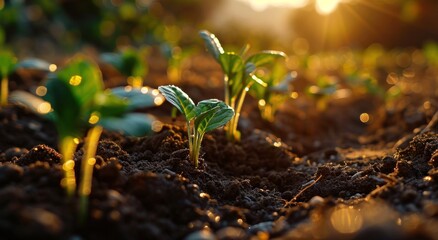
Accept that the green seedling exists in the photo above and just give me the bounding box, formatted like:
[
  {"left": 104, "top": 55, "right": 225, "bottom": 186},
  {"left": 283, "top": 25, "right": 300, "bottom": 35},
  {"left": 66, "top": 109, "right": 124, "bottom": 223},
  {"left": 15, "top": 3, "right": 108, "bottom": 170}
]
[
  {"left": 0, "top": 51, "right": 53, "bottom": 107},
  {"left": 199, "top": 30, "right": 286, "bottom": 142},
  {"left": 250, "top": 61, "right": 296, "bottom": 122},
  {"left": 43, "top": 56, "right": 127, "bottom": 197},
  {"left": 305, "top": 75, "right": 339, "bottom": 111},
  {"left": 14, "top": 56, "right": 163, "bottom": 221},
  {"left": 100, "top": 47, "right": 149, "bottom": 88},
  {"left": 158, "top": 85, "right": 234, "bottom": 168}
]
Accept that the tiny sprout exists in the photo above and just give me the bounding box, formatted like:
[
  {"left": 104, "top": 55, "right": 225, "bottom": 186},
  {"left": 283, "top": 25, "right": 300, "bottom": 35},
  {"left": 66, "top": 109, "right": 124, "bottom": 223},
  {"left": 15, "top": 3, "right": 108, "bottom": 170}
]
[{"left": 158, "top": 85, "right": 234, "bottom": 167}]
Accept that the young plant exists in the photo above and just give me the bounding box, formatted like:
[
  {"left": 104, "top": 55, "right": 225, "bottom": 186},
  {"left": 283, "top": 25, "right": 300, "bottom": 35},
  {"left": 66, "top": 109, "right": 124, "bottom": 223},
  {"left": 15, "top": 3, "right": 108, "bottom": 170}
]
[
  {"left": 199, "top": 30, "right": 286, "bottom": 141},
  {"left": 12, "top": 56, "right": 164, "bottom": 221},
  {"left": 0, "top": 51, "right": 16, "bottom": 106},
  {"left": 250, "top": 61, "right": 296, "bottom": 122},
  {"left": 43, "top": 57, "right": 124, "bottom": 197},
  {"left": 305, "top": 75, "right": 339, "bottom": 111},
  {"left": 158, "top": 85, "right": 234, "bottom": 168},
  {"left": 0, "top": 51, "right": 52, "bottom": 107},
  {"left": 100, "top": 47, "right": 149, "bottom": 88}
]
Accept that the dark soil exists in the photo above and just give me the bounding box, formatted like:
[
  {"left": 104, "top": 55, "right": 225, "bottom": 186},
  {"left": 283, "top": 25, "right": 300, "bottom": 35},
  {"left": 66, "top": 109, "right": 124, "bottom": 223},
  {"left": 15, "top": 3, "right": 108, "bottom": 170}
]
[{"left": 1, "top": 55, "right": 438, "bottom": 240}]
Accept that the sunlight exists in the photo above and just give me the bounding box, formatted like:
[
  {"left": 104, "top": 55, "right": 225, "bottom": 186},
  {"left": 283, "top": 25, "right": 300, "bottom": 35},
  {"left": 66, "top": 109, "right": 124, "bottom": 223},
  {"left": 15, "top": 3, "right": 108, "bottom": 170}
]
[
  {"left": 239, "top": 0, "right": 309, "bottom": 11},
  {"left": 316, "top": 0, "right": 341, "bottom": 15}
]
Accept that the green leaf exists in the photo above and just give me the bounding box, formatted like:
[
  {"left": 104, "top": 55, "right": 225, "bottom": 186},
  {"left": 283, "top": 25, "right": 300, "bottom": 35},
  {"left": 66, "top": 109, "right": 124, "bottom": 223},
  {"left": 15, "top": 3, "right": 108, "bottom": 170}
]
[
  {"left": 43, "top": 77, "right": 82, "bottom": 138},
  {"left": 56, "top": 57, "right": 104, "bottom": 109},
  {"left": 195, "top": 99, "right": 234, "bottom": 134},
  {"left": 110, "top": 86, "right": 164, "bottom": 111},
  {"left": 199, "top": 30, "right": 224, "bottom": 60},
  {"left": 16, "top": 58, "right": 52, "bottom": 72},
  {"left": 158, "top": 85, "right": 197, "bottom": 121},
  {"left": 218, "top": 53, "right": 245, "bottom": 97},
  {"left": 0, "top": 51, "right": 17, "bottom": 78},
  {"left": 246, "top": 51, "right": 286, "bottom": 68},
  {"left": 98, "top": 113, "right": 157, "bottom": 136},
  {"left": 91, "top": 92, "right": 129, "bottom": 118}
]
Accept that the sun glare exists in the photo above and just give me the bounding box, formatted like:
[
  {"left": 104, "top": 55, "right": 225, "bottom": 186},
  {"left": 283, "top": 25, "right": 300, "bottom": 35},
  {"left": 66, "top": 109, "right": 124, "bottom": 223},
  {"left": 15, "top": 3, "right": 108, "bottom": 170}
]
[
  {"left": 241, "top": 0, "right": 349, "bottom": 15},
  {"left": 240, "top": 0, "right": 309, "bottom": 11},
  {"left": 316, "top": 0, "right": 341, "bottom": 15}
]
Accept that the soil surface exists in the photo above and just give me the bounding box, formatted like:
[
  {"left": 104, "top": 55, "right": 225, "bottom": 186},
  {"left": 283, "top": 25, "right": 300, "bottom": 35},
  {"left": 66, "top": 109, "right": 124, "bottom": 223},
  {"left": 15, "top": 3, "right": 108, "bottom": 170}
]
[{"left": 1, "top": 54, "right": 438, "bottom": 240}]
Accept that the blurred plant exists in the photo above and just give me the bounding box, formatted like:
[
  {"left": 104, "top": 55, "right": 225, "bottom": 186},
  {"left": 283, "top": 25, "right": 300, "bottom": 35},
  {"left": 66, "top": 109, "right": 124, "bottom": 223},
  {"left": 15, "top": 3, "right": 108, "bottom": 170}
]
[
  {"left": 0, "top": 50, "right": 53, "bottom": 106},
  {"left": 250, "top": 61, "right": 297, "bottom": 122},
  {"left": 43, "top": 57, "right": 126, "bottom": 197},
  {"left": 162, "top": 46, "right": 195, "bottom": 83},
  {"left": 423, "top": 42, "right": 438, "bottom": 66},
  {"left": 158, "top": 85, "right": 234, "bottom": 168},
  {"left": 100, "top": 47, "right": 149, "bottom": 88},
  {"left": 199, "top": 30, "right": 286, "bottom": 142},
  {"left": 39, "top": 56, "right": 165, "bottom": 221},
  {"left": 346, "top": 72, "right": 384, "bottom": 97},
  {"left": 306, "top": 75, "right": 338, "bottom": 111}
]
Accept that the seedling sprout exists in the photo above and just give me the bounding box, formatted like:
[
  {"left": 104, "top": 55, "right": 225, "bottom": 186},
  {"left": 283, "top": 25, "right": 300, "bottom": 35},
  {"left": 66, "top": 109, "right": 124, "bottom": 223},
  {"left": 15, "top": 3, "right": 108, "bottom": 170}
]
[{"left": 158, "top": 85, "right": 234, "bottom": 167}]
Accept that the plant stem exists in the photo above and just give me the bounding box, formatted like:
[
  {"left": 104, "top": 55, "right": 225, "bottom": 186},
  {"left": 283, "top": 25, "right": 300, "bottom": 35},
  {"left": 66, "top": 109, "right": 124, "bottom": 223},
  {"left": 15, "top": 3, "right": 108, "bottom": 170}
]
[
  {"left": 190, "top": 131, "right": 204, "bottom": 168},
  {"left": 1, "top": 76, "right": 8, "bottom": 106},
  {"left": 226, "top": 83, "right": 252, "bottom": 142},
  {"left": 78, "top": 125, "right": 103, "bottom": 224},
  {"left": 59, "top": 136, "right": 78, "bottom": 198}
]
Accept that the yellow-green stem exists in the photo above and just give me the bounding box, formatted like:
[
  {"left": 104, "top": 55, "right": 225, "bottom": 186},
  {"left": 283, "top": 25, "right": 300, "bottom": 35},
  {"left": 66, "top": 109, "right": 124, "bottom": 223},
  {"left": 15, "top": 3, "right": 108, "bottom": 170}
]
[
  {"left": 1, "top": 76, "right": 8, "bottom": 106},
  {"left": 79, "top": 125, "right": 103, "bottom": 224},
  {"left": 60, "top": 137, "right": 78, "bottom": 198}
]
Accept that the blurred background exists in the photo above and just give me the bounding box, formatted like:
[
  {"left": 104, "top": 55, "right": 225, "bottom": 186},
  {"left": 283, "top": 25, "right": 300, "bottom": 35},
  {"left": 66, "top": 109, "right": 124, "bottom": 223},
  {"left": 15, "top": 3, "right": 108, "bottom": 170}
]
[{"left": 1, "top": 0, "right": 438, "bottom": 58}]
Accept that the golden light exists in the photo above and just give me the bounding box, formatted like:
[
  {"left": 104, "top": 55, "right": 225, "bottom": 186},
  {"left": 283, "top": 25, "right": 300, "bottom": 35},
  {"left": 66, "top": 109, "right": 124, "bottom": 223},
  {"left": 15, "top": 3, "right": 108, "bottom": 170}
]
[
  {"left": 240, "top": 0, "right": 309, "bottom": 11},
  {"left": 37, "top": 102, "right": 52, "bottom": 114},
  {"left": 88, "top": 112, "right": 100, "bottom": 124},
  {"left": 316, "top": 0, "right": 341, "bottom": 15},
  {"left": 154, "top": 96, "right": 165, "bottom": 106},
  {"left": 290, "top": 92, "right": 299, "bottom": 99},
  {"left": 124, "top": 86, "right": 133, "bottom": 92},
  {"left": 359, "top": 113, "right": 370, "bottom": 123},
  {"left": 141, "top": 86, "right": 149, "bottom": 94},
  {"left": 49, "top": 64, "right": 57, "bottom": 72},
  {"left": 87, "top": 157, "right": 96, "bottom": 165},
  {"left": 62, "top": 160, "right": 75, "bottom": 171},
  {"left": 258, "top": 99, "right": 266, "bottom": 107},
  {"left": 151, "top": 89, "right": 160, "bottom": 96},
  {"left": 35, "top": 86, "right": 47, "bottom": 96},
  {"left": 127, "top": 76, "right": 143, "bottom": 88},
  {"left": 69, "top": 75, "right": 82, "bottom": 86},
  {"left": 330, "top": 205, "right": 363, "bottom": 234},
  {"left": 152, "top": 120, "right": 163, "bottom": 132}
]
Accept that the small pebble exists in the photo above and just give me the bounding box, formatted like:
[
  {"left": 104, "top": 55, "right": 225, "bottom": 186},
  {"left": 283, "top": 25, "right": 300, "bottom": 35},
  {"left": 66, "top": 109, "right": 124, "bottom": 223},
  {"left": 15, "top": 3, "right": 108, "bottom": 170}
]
[
  {"left": 184, "top": 229, "right": 215, "bottom": 240},
  {"left": 309, "top": 196, "right": 324, "bottom": 206},
  {"left": 216, "top": 227, "right": 246, "bottom": 240}
]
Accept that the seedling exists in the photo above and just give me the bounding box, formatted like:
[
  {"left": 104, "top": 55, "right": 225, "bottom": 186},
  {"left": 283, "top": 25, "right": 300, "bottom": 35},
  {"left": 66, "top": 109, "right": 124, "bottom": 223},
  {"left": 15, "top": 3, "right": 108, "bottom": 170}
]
[
  {"left": 43, "top": 57, "right": 126, "bottom": 197},
  {"left": 305, "top": 75, "right": 339, "bottom": 111},
  {"left": 250, "top": 61, "right": 296, "bottom": 122},
  {"left": 0, "top": 51, "right": 53, "bottom": 106},
  {"left": 100, "top": 47, "right": 149, "bottom": 88},
  {"left": 199, "top": 30, "right": 286, "bottom": 141},
  {"left": 158, "top": 85, "right": 234, "bottom": 168}
]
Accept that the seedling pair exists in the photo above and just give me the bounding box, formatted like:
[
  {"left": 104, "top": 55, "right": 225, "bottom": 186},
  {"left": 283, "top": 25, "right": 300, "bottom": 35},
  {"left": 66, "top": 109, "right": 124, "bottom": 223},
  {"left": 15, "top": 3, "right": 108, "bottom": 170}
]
[
  {"left": 199, "top": 30, "right": 286, "bottom": 141},
  {"left": 158, "top": 85, "right": 234, "bottom": 168}
]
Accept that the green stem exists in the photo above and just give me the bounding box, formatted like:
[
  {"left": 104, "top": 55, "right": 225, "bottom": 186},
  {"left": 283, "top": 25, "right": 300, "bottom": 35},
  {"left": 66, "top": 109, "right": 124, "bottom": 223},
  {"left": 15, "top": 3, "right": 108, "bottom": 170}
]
[
  {"left": 227, "top": 83, "right": 252, "bottom": 142},
  {"left": 187, "top": 121, "right": 194, "bottom": 162},
  {"left": 59, "top": 136, "right": 78, "bottom": 198},
  {"left": 1, "top": 76, "right": 8, "bottom": 106},
  {"left": 78, "top": 125, "right": 103, "bottom": 224},
  {"left": 190, "top": 131, "right": 204, "bottom": 168}
]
